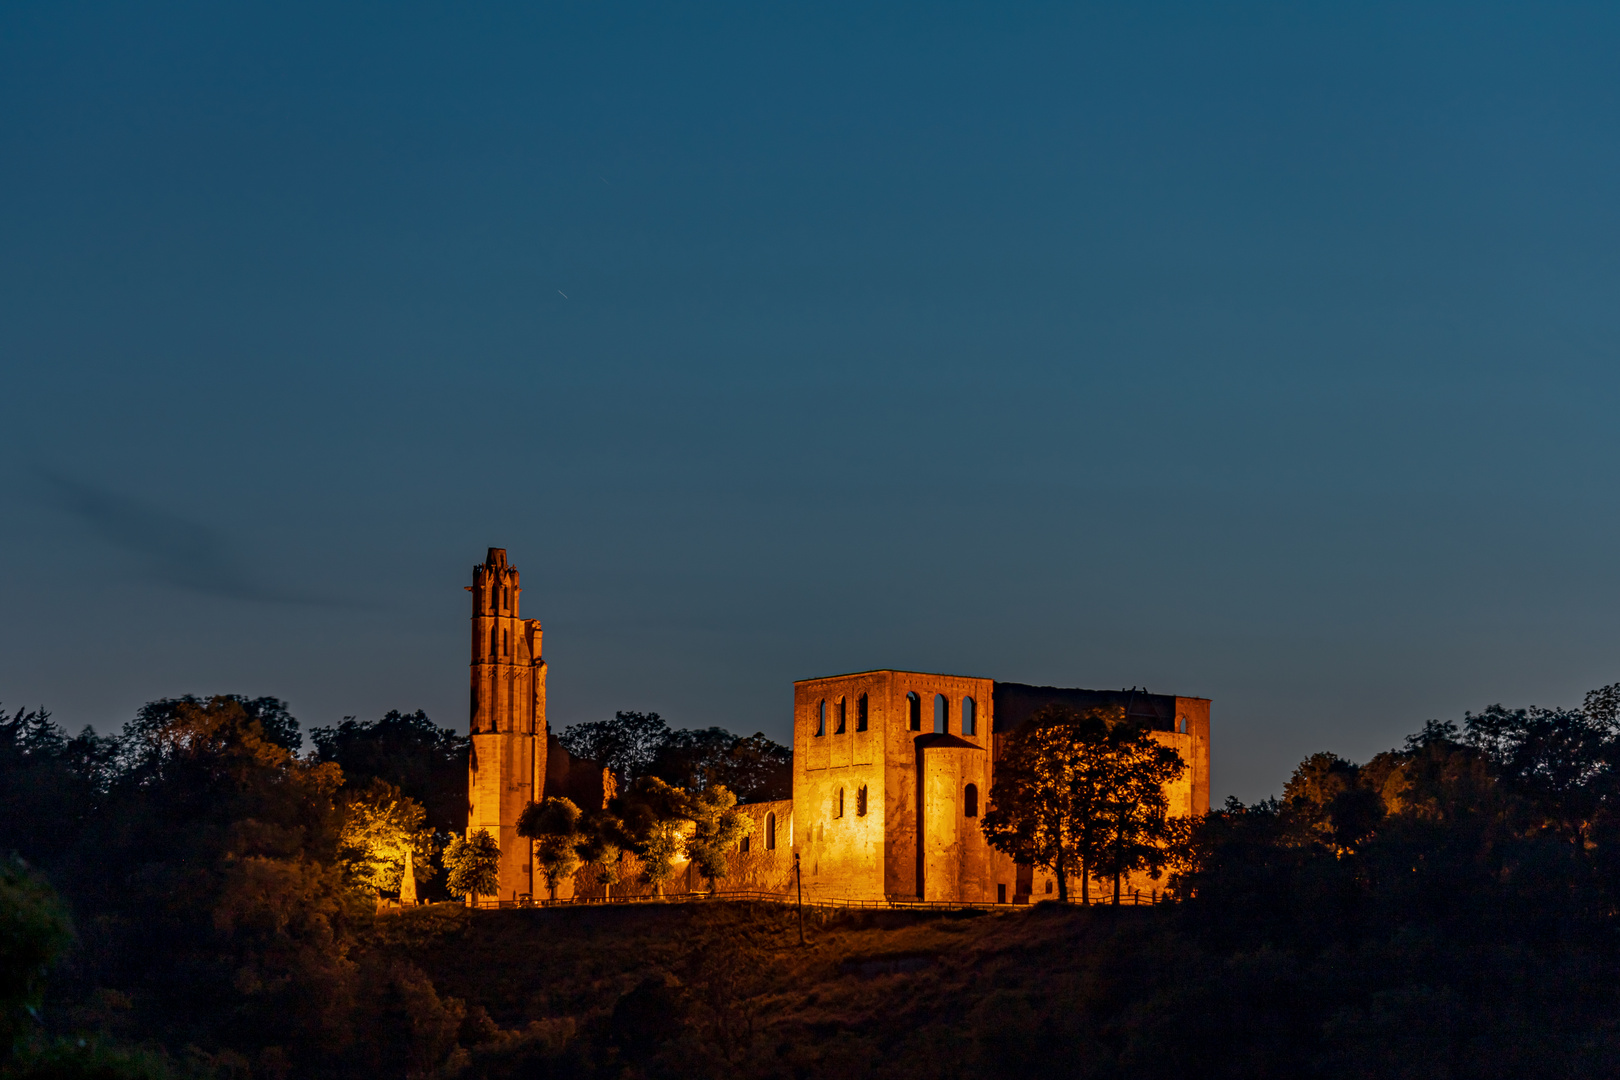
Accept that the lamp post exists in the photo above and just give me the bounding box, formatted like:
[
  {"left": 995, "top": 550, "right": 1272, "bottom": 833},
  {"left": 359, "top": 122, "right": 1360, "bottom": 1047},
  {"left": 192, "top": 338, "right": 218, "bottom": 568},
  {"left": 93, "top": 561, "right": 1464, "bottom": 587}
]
[{"left": 794, "top": 852, "right": 805, "bottom": 945}]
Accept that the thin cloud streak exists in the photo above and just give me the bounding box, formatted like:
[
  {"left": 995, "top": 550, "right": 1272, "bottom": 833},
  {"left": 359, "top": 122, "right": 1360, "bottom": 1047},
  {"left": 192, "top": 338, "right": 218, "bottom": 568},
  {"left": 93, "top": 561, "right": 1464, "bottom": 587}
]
[{"left": 39, "top": 472, "right": 352, "bottom": 607}]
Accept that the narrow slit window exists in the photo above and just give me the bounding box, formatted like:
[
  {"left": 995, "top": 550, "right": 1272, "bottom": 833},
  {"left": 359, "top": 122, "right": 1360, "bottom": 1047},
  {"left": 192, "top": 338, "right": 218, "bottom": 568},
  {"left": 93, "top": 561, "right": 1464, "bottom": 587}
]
[
  {"left": 766, "top": 813, "right": 776, "bottom": 850},
  {"left": 740, "top": 834, "right": 750, "bottom": 853},
  {"left": 907, "top": 692, "right": 921, "bottom": 731},
  {"left": 962, "top": 696, "right": 976, "bottom": 736},
  {"left": 856, "top": 784, "right": 868, "bottom": 816},
  {"left": 835, "top": 698, "right": 846, "bottom": 734},
  {"left": 815, "top": 700, "right": 826, "bottom": 737},
  {"left": 856, "top": 693, "right": 869, "bottom": 731},
  {"left": 964, "top": 783, "right": 979, "bottom": 817},
  {"left": 836, "top": 787, "right": 845, "bottom": 818},
  {"left": 934, "top": 694, "right": 948, "bottom": 734}
]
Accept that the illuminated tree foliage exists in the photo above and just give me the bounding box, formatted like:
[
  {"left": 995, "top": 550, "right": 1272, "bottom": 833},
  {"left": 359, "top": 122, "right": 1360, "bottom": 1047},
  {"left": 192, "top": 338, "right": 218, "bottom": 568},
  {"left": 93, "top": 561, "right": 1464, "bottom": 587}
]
[
  {"left": 517, "top": 797, "right": 586, "bottom": 900},
  {"left": 337, "top": 778, "right": 434, "bottom": 896},
  {"left": 444, "top": 829, "right": 501, "bottom": 904}
]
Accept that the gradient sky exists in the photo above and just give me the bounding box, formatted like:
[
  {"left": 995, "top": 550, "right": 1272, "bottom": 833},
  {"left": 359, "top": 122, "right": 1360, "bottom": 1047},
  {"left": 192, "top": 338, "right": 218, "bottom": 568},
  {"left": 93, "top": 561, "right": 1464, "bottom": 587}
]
[{"left": 4, "top": 1, "right": 1619, "bottom": 801}]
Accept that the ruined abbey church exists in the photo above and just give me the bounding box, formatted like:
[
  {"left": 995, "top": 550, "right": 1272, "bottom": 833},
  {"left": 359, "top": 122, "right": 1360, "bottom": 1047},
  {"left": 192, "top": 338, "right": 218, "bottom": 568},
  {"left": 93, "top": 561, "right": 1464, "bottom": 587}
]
[{"left": 466, "top": 548, "right": 1211, "bottom": 905}]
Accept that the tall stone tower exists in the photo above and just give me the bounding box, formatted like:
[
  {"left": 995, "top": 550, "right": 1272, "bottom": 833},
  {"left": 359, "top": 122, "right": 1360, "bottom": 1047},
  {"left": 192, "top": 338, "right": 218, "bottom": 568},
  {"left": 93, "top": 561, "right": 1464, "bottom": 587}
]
[{"left": 466, "top": 547, "right": 547, "bottom": 902}]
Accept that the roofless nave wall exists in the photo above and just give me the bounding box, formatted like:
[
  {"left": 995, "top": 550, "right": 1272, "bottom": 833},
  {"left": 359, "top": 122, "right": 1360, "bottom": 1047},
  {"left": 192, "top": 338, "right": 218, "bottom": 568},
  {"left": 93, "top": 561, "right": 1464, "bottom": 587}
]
[{"left": 464, "top": 548, "right": 1211, "bottom": 904}]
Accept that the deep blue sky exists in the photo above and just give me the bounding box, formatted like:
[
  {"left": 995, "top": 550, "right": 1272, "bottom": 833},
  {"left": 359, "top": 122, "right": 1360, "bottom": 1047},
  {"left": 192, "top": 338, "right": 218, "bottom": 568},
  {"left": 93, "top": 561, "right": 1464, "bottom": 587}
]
[{"left": 4, "top": 2, "right": 1619, "bottom": 800}]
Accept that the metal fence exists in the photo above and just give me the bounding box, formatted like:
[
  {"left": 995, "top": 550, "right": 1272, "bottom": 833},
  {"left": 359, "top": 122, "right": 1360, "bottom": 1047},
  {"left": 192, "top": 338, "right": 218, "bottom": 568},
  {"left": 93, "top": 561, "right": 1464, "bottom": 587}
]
[{"left": 465, "top": 886, "right": 1171, "bottom": 912}]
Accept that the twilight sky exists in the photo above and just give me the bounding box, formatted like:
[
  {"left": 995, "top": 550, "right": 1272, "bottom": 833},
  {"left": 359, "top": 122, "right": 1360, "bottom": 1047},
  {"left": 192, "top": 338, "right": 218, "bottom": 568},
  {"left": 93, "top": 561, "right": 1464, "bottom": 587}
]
[{"left": 3, "top": 1, "right": 1619, "bottom": 801}]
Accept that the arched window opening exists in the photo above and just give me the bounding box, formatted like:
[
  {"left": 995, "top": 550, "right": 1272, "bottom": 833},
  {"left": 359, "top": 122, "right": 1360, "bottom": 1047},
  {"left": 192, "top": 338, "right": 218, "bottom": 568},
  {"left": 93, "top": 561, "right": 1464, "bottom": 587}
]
[
  {"left": 962, "top": 696, "right": 977, "bottom": 736},
  {"left": 815, "top": 700, "right": 826, "bottom": 737},
  {"left": 740, "top": 834, "right": 751, "bottom": 853},
  {"left": 934, "top": 694, "right": 948, "bottom": 734},
  {"left": 501, "top": 585, "right": 508, "bottom": 611},
  {"left": 766, "top": 813, "right": 776, "bottom": 850},
  {"left": 502, "top": 628, "right": 509, "bottom": 656},
  {"left": 1178, "top": 716, "right": 1188, "bottom": 734},
  {"left": 856, "top": 784, "right": 868, "bottom": 816},
  {"left": 856, "top": 693, "right": 869, "bottom": 731},
  {"left": 907, "top": 692, "right": 921, "bottom": 731},
  {"left": 964, "top": 783, "right": 979, "bottom": 818},
  {"left": 834, "top": 698, "right": 847, "bottom": 734},
  {"left": 490, "top": 626, "right": 499, "bottom": 658},
  {"left": 836, "top": 787, "right": 845, "bottom": 818}
]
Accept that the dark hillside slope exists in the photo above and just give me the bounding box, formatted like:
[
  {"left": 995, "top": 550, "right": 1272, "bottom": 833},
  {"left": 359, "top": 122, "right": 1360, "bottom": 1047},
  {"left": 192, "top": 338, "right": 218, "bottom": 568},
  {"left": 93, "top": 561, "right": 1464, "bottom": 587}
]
[{"left": 360, "top": 900, "right": 1620, "bottom": 1080}]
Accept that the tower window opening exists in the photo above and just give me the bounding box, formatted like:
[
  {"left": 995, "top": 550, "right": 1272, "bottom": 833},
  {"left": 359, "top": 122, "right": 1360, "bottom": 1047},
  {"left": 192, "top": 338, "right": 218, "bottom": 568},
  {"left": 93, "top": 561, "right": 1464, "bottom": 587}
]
[
  {"left": 964, "top": 783, "right": 979, "bottom": 818},
  {"left": 815, "top": 700, "right": 826, "bottom": 737},
  {"left": 934, "top": 694, "right": 948, "bottom": 734},
  {"left": 502, "top": 628, "right": 509, "bottom": 656},
  {"left": 490, "top": 626, "right": 499, "bottom": 659},
  {"left": 856, "top": 784, "right": 868, "bottom": 816},
  {"left": 740, "top": 834, "right": 750, "bottom": 853},
  {"left": 501, "top": 585, "right": 507, "bottom": 611},
  {"left": 907, "top": 692, "right": 921, "bottom": 731},
  {"left": 962, "top": 696, "right": 976, "bottom": 736},
  {"left": 1178, "top": 716, "right": 1188, "bottom": 734},
  {"left": 857, "top": 693, "right": 869, "bottom": 731},
  {"left": 835, "top": 698, "right": 846, "bottom": 734},
  {"left": 836, "top": 787, "right": 844, "bottom": 818},
  {"left": 766, "top": 813, "right": 776, "bottom": 850}
]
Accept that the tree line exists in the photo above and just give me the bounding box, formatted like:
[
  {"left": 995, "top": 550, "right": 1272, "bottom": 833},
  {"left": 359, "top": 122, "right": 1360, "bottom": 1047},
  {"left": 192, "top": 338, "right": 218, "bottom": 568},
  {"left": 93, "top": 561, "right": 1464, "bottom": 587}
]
[{"left": 0, "top": 695, "right": 786, "bottom": 1078}]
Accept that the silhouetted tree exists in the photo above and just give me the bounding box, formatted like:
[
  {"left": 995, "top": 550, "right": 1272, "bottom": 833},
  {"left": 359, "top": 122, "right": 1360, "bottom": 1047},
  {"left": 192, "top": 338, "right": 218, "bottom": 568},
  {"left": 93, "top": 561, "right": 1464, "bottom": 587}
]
[
  {"left": 129, "top": 694, "right": 301, "bottom": 752},
  {"left": 648, "top": 729, "right": 792, "bottom": 802},
  {"left": 557, "top": 711, "right": 671, "bottom": 788}
]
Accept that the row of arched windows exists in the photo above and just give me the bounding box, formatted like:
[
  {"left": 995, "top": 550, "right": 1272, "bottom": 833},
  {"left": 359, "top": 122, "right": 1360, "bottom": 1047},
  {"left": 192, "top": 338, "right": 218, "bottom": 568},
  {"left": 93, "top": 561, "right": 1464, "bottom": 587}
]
[
  {"left": 812, "top": 692, "right": 978, "bottom": 736},
  {"left": 813, "top": 694, "right": 871, "bottom": 736},
  {"left": 905, "top": 692, "right": 977, "bottom": 736}
]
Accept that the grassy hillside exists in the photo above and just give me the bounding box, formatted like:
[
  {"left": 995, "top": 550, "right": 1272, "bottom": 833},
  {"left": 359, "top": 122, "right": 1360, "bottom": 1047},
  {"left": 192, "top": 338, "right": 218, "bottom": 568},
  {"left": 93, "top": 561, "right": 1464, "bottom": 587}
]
[
  {"left": 364, "top": 896, "right": 1620, "bottom": 1080},
  {"left": 367, "top": 900, "right": 1135, "bottom": 1079}
]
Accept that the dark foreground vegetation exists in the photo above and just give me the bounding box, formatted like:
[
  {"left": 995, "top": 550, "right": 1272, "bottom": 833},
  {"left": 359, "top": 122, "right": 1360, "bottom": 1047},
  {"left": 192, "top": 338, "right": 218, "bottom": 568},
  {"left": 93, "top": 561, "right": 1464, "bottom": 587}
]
[{"left": 7, "top": 686, "right": 1620, "bottom": 1077}]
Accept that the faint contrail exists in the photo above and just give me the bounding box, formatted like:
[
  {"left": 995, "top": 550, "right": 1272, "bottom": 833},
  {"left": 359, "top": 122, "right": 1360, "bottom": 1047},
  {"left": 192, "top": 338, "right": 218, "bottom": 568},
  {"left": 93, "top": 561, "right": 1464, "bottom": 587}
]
[{"left": 39, "top": 472, "right": 351, "bottom": 607}]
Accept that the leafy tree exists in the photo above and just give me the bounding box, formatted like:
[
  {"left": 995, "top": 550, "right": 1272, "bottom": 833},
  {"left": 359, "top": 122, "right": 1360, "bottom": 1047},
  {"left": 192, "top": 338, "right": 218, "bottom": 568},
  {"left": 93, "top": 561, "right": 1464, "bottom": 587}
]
[
  {"left": 337, "top": 779, "right": 434, "bottom": 897},
  {"left": 516, "top": 798, "right": 586, "bottom": 900},
  {"left": 308, "top": 710, "right": 469, "bottom": 837},
  {"left": 0, "top": 706, "right": 118, "bottom": 867},
  {"left": 557, "top": 711, "right": 670, "bottom": 788},
  {"left": 981, "top": 708, "right": 1087, "bottom": 901},
  {"left": 1090, "top": 723, "right": 1187, "bottom": 903},
  {"left": 0, "top": 856, "right": 72, "bottom": 1060},
  {"left": 128, "top": 695, "right": 301, "bottom": 753},
  {"left": 982, "top": 705, "right": 1187, "bottom": 903},
  {"left": 443, "top": 830, "right": 500, "bottom": 905},
  {"left": 684, "top": 785, "right": 750, "bottom": 884},
  {"left": 648, "top": 729, "right": 791, "bottom": 802},
  {"left": 613, "top": 777, "right": 691, "bottom": 893}
]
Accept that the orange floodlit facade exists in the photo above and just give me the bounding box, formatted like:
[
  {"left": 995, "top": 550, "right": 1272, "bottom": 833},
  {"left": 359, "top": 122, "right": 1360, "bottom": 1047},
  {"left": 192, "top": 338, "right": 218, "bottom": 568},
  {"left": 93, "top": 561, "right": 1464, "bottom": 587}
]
[{"left": 466, "top": 549, "right": 1211, "bottom": 905}]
